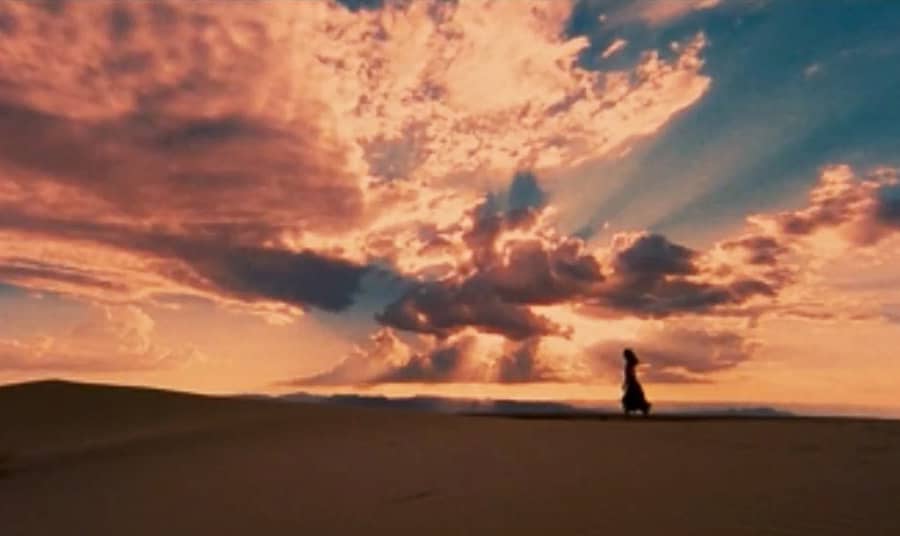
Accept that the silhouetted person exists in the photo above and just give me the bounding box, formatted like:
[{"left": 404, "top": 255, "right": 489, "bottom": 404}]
[{"left": 622, "top": 348, "right": 651, "bottom": 416}]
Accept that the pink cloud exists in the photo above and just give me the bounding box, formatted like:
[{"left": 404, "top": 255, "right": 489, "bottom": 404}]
[
  {"left": 7, "top": 1, "right": 837, "bottom": 386},
  {"left": 601, "top": 38, "right": 628, "bottom": 59},
  {"left": 0, "top": 304, "right": 203, "bottom": 372},
  {"left": 587, "top": 321, "right": 758, "bottom": 384},
  {"left": 297, "top": 165, "right": 900, "bottom": 386},
  {"left": 604, "top": 0, "right": 722, "bottom": 27},
  {"left": 0, "top": 1, "right": 713, "bottom": 321}
]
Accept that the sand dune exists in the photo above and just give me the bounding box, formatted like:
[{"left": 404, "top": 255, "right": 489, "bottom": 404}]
[{"left": 2, "top": 381, "right": 899, "bottom": 535}]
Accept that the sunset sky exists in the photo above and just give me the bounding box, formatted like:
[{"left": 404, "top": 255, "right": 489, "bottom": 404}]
[{"left": 1, "top": 0, "right": 898, "bottom": 414}]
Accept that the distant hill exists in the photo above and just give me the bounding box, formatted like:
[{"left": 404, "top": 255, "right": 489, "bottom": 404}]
[
  {"left": 279, "top": 391, "right": 581, "bottom": 415},
  {"left": 277, "top": 391, "right": 794, "bottom": 418}
]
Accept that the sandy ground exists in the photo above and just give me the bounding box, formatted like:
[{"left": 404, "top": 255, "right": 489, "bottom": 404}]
[{"left": 2, "top": 381, "right": 899, "bottom": 535}]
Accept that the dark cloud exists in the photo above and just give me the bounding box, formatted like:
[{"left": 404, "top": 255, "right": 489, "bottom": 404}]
[
  {"left": 589, "top": 326, "right": 756, "bottom": 383},
  {"left": 0, "top": 209, "right": 368, "bottom": 312},
  {"left": 596, "top": 234, "right": 776, "bottom": 317},
  {"left": 147, "top": 2, "right": 179, "bottom": 29},
  {"left": 106, "top": 4, "right": 135, "bottom": 42},
  {"left": 39, "top": 0, "right": 67, "bottom": 16},
  {"left": 381, "top": 217, "right": 777, "bottom": 339},
  {"left": 612, "top": 234, "right": 696, "bottom": 276},
  {"left": 482, "top": 240, "right": 605, "bottom": 305},
  {"left": 377, "top": 280, "right": 564, "bottom": 340},
  {"left": 602, "top": 279, "right": 772, "bottom": 317},
  {"left": 177, "top": 245, "right": 367, "bottom": 312},
  {"left": 378, "top": 200, "right": 604, "bottom": 339},
  {"left": 722, "top": 235, "right": 789, "bottom": 266},
  {"left": 0, "top": 9, "right": 18, "bottom": 36}
]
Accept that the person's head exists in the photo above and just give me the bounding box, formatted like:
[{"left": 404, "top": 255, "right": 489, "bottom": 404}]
[{"left": 623, "top": 348, "right": 638, "bottom": 365}]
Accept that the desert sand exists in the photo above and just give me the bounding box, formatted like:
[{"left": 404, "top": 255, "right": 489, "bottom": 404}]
[{"left": 2, "top": 380, "right": 899, "bottom": 535}]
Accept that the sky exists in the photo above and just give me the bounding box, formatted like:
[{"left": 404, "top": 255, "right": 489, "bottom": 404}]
[{"left": 0, "top": 0, "right": 898, "bottom": 415}]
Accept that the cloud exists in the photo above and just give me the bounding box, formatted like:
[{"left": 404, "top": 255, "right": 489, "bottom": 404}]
[
  {"left": 601, "top": 38, "right": 628, "bottom": 59},
  {"left": 720, "top": 236, "right": 789, "bottom": 266},
  {"left": 377, "top": 278, "right": 567, "bottom": 340},
  {"left": 289, "top": 328, "right": 566, "bottom": 386},
  {"left": 0, "top": 0, "right": 713, "bottom": 322},
  {"left": 704, "top": 165, "right": 900, "bottom": 326},
  {"left": 611, "top": 233, "right": 696, "bottom": 276},
  {"left": 602, "top": 0, "right": 721, "bottom": 27},
  {"left": 0, "top": 209, "right": 369, "bottom": 315},
  {"left": 0, "top": 258, "right": 130, "bottom": 294},
  {"left": 376, "top": 192, "right": 779, "bottom": 342},
  {"left": 591, "top": 233, "right": 777, "bottom": 317},
  {"left": 494, "top": 337, "right": 562, "bottom": 383},
  {"left": 316, "top": 2, "right": 710, "bottom": 178},
  {"left": 0, "top": 304, "right": 203, "bottom": 372},
  {"left": 377, "top": 192, "right": 609, "bottom": 339},
  {"left": 376, "top": 335, "right": 483, "bottom": 383},
  {"left": 296, "top": 315, "right": 755, "bottom": 387},
  {"left": 8, "top": 0, "right": 897, "bottom": 393},
  {"left": 286, "top": 327, "right": 412, "bottom": 386},
  {"left": 765, "top": 166, "right": 899, "bottom": 245},
  {"left": 804, "top": 63, "right": 823, "bottom": 78},
  {"left": 587, "top": 321, "right": 757, "bottom": 383},
  {"left": 0, "top": 1, "right": 373, "bottom": 317},
  {"left": 340, "top": 165, "right": 900, "bottom": 386},
  {"left": 335, "top": 0, "right": 385, "bottom": 12},
  {"left": 882, "top": 304, "right": 900, "bottom": 324}
]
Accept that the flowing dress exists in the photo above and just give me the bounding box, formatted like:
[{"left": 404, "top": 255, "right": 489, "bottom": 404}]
[{"left": 622, "top": 362, "right": 650, "bottom": 413}]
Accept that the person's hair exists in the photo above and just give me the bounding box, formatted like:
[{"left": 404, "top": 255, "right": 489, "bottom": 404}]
[{"left": 623, "top": 348, "right": 638, "bottom": 364}]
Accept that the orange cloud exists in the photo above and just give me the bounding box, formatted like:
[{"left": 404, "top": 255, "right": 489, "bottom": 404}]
[
  {"left": 0, "top": 0, "right": 713, "bottom": 322},
  {"left": 290, "top": 326, "right": 576, "bottom": 386},
  {"left": 301, "top": 165, "right": 900, "bottom": 386},
  {"left": 715, "top": 165, "right": 900, "bottom": 322},
  {"left": 0, "top": 304, "right": 203, "bottom": 372},
  {"left": 0, "top": 1, "right": 749, "bottom": 385}
]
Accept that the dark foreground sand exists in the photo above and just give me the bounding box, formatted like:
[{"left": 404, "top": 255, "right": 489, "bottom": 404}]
[{"left": 2, "top": 381, "right": 899, "bottom": 535}]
